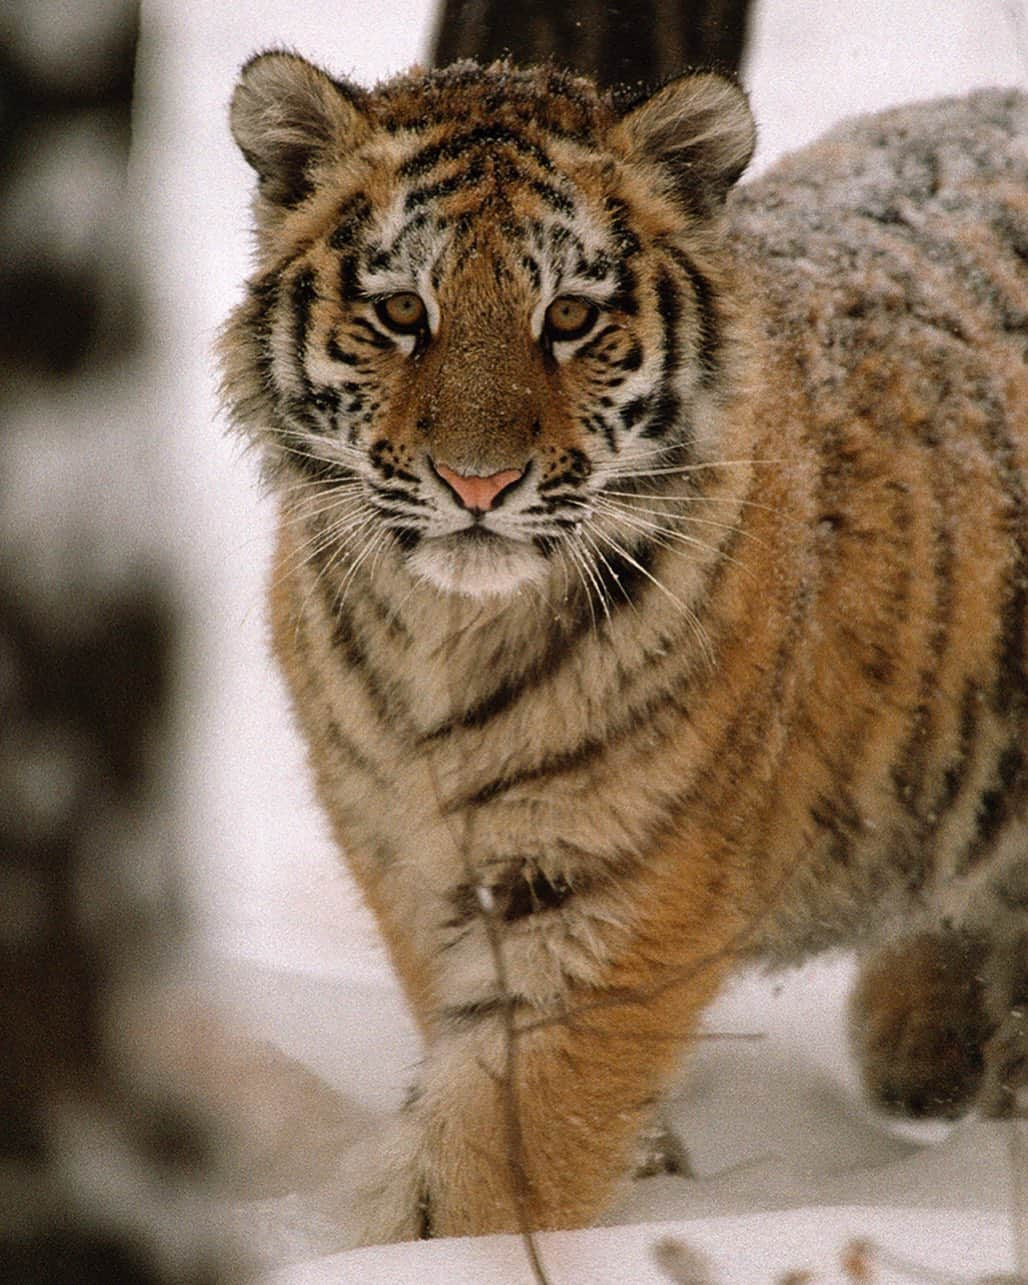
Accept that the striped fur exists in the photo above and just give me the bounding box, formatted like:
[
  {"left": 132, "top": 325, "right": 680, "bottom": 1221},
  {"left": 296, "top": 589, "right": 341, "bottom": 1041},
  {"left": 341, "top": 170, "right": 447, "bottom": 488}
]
[{"left": 220, "top": 56, "right": 1027, "bottom": 1241}]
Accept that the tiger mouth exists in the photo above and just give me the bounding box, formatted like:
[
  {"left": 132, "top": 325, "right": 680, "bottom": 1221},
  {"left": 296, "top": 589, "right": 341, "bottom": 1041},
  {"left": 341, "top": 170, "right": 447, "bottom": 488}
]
[
  {"left": 407, "top": 526, "right": 549, "bottom": 597},
  {"left": 455, "top": 525, "right": 504, "bottom": 544}
]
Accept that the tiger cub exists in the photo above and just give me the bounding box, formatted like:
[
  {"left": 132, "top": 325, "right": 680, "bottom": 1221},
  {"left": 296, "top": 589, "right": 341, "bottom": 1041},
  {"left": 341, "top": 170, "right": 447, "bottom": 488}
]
[{"left": 219, "top": 54, "right": 1027, "bottom": 1242}]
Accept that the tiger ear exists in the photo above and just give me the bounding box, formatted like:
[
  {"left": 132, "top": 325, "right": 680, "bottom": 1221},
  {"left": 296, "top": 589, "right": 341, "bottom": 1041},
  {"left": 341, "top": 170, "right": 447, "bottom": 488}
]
[
  {"left": 230, "top": 50, "right": 370, "bottom": 210},
  {"left": 613, "top": 71, "right": 756, "bottom": 215}
]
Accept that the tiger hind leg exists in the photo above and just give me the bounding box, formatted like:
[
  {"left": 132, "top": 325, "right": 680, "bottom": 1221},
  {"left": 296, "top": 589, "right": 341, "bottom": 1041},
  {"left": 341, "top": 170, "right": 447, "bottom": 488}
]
[
  {"left": 849, "top": 929, "right": 991, "bottom": 1120},
  {"left": 976, "top": 862, "right": 1028, "bottom": 1118}
]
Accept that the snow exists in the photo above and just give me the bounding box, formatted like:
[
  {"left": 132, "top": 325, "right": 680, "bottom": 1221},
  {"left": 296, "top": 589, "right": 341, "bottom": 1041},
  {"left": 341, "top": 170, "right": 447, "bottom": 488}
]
[
  {"left": 267, "top": 1209, "right": 1019, "bottom": 1285},
  {"left": 129, "top": 1, "right": 1028, "bottom": 1279}
]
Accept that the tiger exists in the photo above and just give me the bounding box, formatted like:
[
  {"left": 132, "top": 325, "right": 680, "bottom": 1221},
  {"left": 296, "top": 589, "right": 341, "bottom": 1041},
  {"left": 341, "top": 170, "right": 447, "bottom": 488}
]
[{"left": 218, "top": 52, "right": 1027, "bottom": 1243}]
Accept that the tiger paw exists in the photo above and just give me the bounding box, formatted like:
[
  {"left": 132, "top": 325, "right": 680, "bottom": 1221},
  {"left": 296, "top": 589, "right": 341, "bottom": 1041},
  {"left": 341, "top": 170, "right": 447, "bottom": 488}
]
[
  {"left": 850, "top": 932, "right": 990, "bottom": 1119},
  {"left": 347, "top": 1117, "right": 434, "bottom": 1245},
  {"left": 631, "top": 1116, "right": 692, "bottom": 1179}
]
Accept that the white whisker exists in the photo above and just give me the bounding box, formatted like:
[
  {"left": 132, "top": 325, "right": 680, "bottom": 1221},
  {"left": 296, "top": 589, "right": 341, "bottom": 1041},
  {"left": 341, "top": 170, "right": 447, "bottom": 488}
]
[
  {"left": 564, "top": 534, "right": 612, "bottom": 629},
  {"left": 592, "top": 496, "right": 759, "bottom": 580},
  {"left": 594, "top": 495, "right": 766, "bottom": 558},
  {"left": 609, "top": 456, "right": 780, "bottom": 483},
  {"left": 583, "top": 520, "right": 715, "bottom": 665}
]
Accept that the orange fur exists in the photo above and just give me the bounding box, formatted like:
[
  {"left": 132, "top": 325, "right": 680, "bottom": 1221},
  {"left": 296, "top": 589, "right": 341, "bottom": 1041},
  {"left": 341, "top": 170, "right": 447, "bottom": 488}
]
[{"left": 221, "top": 59, "right": 1027, "bottom": 1239}]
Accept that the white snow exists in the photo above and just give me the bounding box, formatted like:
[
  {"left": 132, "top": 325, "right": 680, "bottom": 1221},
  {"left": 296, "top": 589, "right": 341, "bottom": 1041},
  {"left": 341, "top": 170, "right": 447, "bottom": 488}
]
[{"left": 129, "top": 1, "right": 1028, "bottom": 1279}]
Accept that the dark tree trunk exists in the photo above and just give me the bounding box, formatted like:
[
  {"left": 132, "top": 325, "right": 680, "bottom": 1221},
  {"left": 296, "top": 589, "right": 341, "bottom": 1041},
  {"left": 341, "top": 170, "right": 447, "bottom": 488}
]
[
  {"left": 430, "top": 0, "right": 753, "bottom": 92},
  {"left": 1, "top": 5, "right": 221, "bottom": 1280}
]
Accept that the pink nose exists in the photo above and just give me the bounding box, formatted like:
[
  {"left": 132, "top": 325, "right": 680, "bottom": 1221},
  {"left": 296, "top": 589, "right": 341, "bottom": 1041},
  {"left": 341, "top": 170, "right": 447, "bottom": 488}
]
[{"left": 433, "top": 461, "right": 524, "bottom": 512}]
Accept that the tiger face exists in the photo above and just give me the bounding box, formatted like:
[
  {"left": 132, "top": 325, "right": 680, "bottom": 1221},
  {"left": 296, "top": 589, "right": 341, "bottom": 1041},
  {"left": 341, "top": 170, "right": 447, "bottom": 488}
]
[{"left": 221, "top": 56, "right": 755, "bottom": 598}]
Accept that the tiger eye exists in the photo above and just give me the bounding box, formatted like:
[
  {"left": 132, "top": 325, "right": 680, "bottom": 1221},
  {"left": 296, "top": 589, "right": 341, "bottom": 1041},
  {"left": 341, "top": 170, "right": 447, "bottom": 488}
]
[
  {"left": 544, "top": 296, "right": 599, "bottom": 341},
  {"left": 376, "top": 291, "right": 427, "bottom": 334}
]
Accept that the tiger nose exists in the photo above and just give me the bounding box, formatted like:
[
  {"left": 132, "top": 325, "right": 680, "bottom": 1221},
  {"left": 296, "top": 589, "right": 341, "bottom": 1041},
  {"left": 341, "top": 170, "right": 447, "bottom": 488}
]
[{"left": 432, "top": 461, "right": 524, "bottom": 512}]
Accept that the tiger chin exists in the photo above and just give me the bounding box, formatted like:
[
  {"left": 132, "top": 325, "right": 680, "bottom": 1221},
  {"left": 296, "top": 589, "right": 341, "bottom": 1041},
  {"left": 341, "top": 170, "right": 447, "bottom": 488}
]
[{"left": 219, "top": 52, "right": 1027, "bottom": 1245}]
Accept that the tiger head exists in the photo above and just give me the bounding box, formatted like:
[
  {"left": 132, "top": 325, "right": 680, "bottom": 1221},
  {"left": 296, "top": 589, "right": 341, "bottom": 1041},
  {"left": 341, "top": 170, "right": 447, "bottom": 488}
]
[{"left": 220, "top": 55, "right": 755, "bottom": 598}]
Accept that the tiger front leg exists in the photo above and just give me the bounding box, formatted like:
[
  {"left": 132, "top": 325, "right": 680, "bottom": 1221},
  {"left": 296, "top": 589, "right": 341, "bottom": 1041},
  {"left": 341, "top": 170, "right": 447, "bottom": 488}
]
[{"left": 350, "top": 906, "right": 733, "bottom": 1244}]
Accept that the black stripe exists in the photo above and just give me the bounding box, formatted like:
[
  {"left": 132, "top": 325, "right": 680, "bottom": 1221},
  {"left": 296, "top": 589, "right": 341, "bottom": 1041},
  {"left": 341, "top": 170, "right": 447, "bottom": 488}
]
[
  {"left": 613, "top": 342, "right": 644, "bottom": 373},
  {"left": 329, "top": 193, "right": 372, "bottom": 250},
  {"left": 416, "top": 1189, "right": 433, "bottom": 1241},
  {"left": 327, "top": 334, "right": 362, "bottom": 364},
  {"left": 609, "top": 264, "right": 639, "bottom": 316},
  {"left": 620, "top": 394, "right": 651, "bottom": 433},
  {"left": 521, "top": 253, "right": 541, "bottom": 291},
  {"left": 359, "top": 582, "right": 414, "bottom": 646},
  {"left": 537, "top": 447, "right": 591, "bottom": 491},
  {"left": 602, "top": 197, "right": 642, "bottom": 316},
  {"left": 248, "top": 266, "right": 281, "bottom": 309},
  {"left": 867, "top": 479, "right": 914, "bottom": 686},
  {"left": 290, "top": 269, "right": 317, "bottom": 378},
  {"left": 445, "top": 667, "right": 688, "bottom": 813},
  {"left": 889, "top": 515, "right": 955, "bottom": 815},
  {"left": 310, "top": 386, "right": 340, "bottom": 416},
  {"left": 590, "top": 537, "right": 657, "bottom": 610},
  {"left": 547, "top": 221, "right": 585, "bottom": 259},
  {"left": 982, "top": 394, "right": 1028, "bottom": 719},
  {"left": 338, "top": 253, "right": 358, "bottom": 300},
  {"left": 640, "top": 390, "right": 683, "bottom": 441},
  {"left": 439, "top": 997, "right": 507, "bottom": 1028},
  {"left": 398, "top": 123, "right": 556, "bottom": 179},
  {"left": 420, "top": 545, "right": 655, "bottom": 744},
  {"left": 589, "top": 411, "right": 619, "bottom": 453},
  {"left": 307, "top": 546, "right": 410, "bottom": 732},
  {"left": 363, "top": 213, "right": 431, "bottom": 279},
  {"left": 445, "top": 526, "right": 740, "bottom": 816},
  {"left": 938, "top": 680, "right": 981, "bottom": 813},
  {"left": 258, "top": 269, "right": 334, "bottom": 458},
  {"left": 405, "top": 170, "right": 478, "bottom": 212},
  {"left": 604, "top": 195, "right": 641, "bottom": 259},
  {"left": 349, "top": 317, "right": 395, "bottom": 349},
  {"left": 662, "top": 242, "right": 722, "bottom": 385},
  {"left": 809, "top": 790, "right": 861, "bottom": 868},
  {"left": 449, "top": 733, "right": 611, "bottom": 812},
  {"left": 422, "top": 620, "right": 576, "bottom": 742},
  {"left": 655, "top": 269, "right": 681, "bottom": 366},
  {"left": 390, "top": 525, "right": 422, "bottom": 552},
  {"left": 577, "top": 251, "right": 615, "bottom": 282},
  {"left": 324, "top": 715, "right": 387, "bottom": 788},
  {"left": 530, "top": 178, "right": 575, "bottom": 216},
  {"left": 329, "top": 601, "right": 397, "bottom": 726},
  {"left": 959, "top": 741, "right": 1026, "bottom": 874},
  {"left": 632, "top": 269, "right": 683, "bottom": 442},
  {"left": 378, "top": 65, "right": 603, "bottom": 145},
  {"left": 291, "top": 612, "right": 387, "bottom": 790},
  {"left": 370, "top": 484, "right": 428, "bottom": 508},
  {"left": 574, "top": 323, "right": 622, "bottom": 361}
]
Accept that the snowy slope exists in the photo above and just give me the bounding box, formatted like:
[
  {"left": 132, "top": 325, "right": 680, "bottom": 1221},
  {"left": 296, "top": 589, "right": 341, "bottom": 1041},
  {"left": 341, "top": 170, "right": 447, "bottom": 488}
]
[{"left": 130, "top": 2, "right": 1028, "bottom": 1279}]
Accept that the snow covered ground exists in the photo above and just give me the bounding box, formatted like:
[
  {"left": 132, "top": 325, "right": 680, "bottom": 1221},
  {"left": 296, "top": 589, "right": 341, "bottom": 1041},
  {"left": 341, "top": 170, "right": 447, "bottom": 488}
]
[{"left": 129, "top": 2, "right": 1027, "bottom": 1279}]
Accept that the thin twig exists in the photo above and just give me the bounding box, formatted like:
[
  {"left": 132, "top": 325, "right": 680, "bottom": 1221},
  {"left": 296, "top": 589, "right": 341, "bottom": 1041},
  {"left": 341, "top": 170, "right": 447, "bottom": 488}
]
[
  {"left": 476, "top": 882, "right": 553, "bottom": 1285},
  {"left": 418, "top": 586, "right": 555, "bottom": 1284}
]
